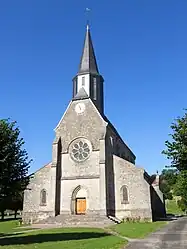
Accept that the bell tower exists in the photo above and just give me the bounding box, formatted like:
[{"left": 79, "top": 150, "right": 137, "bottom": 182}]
[{"left": 72, "top": 25, "right": 104, "bottom": 114}]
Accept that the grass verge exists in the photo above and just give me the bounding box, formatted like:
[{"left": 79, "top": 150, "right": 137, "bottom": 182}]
[
  {"left": 166, "top": 199, "right": 184, "bottom": 215},
  {"left": 110, "top": 221, "right": 167, "bottom": 239}
]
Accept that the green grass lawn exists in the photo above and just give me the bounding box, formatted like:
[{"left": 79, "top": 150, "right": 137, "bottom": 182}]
[
  {"left": 110, "top": 221, "right": 167, "bottom": 239},
  {"left": 166, "top": 199, "right": 184, "bottom": 215},
  {"left": 0, "top": 220, "right": 126, "bottom": 249},
  {"left": 0, "top": 220, "right": 19, "bottom": 234},
  {"left": 0, "top": 219, "right": 168, "bottom": 248}
]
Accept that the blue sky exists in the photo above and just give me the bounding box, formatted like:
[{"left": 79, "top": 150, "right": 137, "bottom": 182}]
[{"left": 0, "top": 0, "right": 187, "bottom": 175}]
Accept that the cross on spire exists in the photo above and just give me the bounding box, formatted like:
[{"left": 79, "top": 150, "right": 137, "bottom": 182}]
[{"left": 86, "top": 8, "right": 91, "bottom": 27}]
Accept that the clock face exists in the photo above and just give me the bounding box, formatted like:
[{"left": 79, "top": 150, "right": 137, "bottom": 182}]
[{"left": 75, "top": 103, "right": 85, "bottom": 114}]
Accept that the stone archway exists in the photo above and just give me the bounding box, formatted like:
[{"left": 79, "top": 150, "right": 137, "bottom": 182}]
[{"left": 71, "top": 185, "right": 88, "bottom": 215}]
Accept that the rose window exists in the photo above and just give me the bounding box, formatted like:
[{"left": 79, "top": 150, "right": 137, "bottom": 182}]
[{"left": 69, "top": 139, "right": 91, "bottom": 162}]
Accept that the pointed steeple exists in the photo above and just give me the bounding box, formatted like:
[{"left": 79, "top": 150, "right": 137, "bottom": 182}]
[
  {"left": 78, "top": 25, "right": 99, "bottom": 75},
  {"left": 72, "top": 25, "right": 104, "bottom": 114}
]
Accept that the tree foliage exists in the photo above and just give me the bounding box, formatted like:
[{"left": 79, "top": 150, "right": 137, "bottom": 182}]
[
  {"left": 160, "top": 180, "right": 173, "bottom": 200},
  {"left": 162, "top": 111, "right": 187, "bottom": 171},
  {"left": 0, "top": 119, "right": 31, "bottom": 219},
  {"left": 174, "top": 170, "right": 187, "bottom": 213},
  {"left": 163, "top": 111, "right": 187, "bottom": 211},
  {"left": 158, "top": 169, "right": 177, "bottom": 200},
  {"left": 173, "top": 170, "right": 187, "bottom": 198},
  {"left": 160, "top": 169, "right": 178, "bottom": 186}
]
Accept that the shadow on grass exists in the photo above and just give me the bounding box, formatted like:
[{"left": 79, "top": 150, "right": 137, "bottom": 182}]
[
  {"left": 0, "top": 232, "right": 110, "bottom": 246},
  {"left": 0, "top": 233, "right": 24, "bottom": 238}
]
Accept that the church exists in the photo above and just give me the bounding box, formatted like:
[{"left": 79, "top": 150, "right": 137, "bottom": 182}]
[{"left": 23, "top": 25, "right": 166, "bottom": 225}]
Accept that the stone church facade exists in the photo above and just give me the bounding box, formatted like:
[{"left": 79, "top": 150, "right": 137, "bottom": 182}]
[{"left": 23, "top": 25, "right": 166, "bottom": 224}]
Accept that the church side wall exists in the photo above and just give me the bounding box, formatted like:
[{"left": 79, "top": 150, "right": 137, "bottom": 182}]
[
  {"left": 22, "top": 164, "right": 56, "bottom": 224},
  {"left": 113, "top": 156, "right": 152, "bottom": 221}
]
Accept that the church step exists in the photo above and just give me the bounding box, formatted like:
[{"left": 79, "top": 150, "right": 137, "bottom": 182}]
[
  {"left": 56, "top": 215, "right": 111, "bottom": 222},
  {"left": 38, "top": 214, "right": 115, "bottom": 227}
]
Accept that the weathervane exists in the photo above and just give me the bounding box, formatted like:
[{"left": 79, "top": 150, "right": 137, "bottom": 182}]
[{"left": 85, "top": 8, "right": 91, "bottom": 29}]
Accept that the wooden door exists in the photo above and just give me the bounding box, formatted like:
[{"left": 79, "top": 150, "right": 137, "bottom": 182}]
[{"left": 76, "top": 198, "right": 86, "bottom": 214}]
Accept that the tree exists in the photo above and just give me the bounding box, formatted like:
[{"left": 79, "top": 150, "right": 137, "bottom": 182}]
[
  {"left": 160, "top": 180, "right": 173, "bottom": 200},
  {"left": 162, "top": 111, "right": 187, "bottom": 171},
  {"left": 9, "top": 192, "right": 23, "bottom": 219},
  {"left": 151, "top": 169, "right": 177, "bottom": 200},
  {"left": 162, "top": 110, "right": 187, "bottom": 211},
  {"left": 159, "top": 168, "right": 178, "bottom": 200},
  {"left": 173, "top": 170, "right": 187, "bottom": 213},
  {"left": 0, "top": 119, "right": 31, "bottom": 219},
  {"left": 160, "top": 169, "right": 178, "bottom": 186},
  {"left": 173, "top": 171, "right": 187, "bottom": 197}
]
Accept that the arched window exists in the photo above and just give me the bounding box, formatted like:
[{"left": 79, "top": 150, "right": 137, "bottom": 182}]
[
  {"left": 40, "top": 189, "right": 47, "bottom": 206},
  {"left": 120, "top": 185, "right": 129, "bottom": 204}
]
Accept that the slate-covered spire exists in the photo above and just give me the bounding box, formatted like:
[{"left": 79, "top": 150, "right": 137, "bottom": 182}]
[
  {"left": 78, "top": 25, "right": 99, "bottom": 75},
  {"left": 72, "top": 25, "right": 104, "bottom": 114}
]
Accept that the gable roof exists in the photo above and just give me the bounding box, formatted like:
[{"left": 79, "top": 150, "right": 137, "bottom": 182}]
[
  {"left": 29, "top": 162, "right": 52, "bottom": 177},
  {"left": 103, "top": 115, "right": 136, "bottom": 160},
  {"left": 73, "top": 87, "right": 89, "bottom": 100}
]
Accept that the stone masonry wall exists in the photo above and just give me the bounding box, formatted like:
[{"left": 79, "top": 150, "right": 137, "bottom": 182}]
[
  {"left": 22, "top": 163, "right": 56, "bottom": 223},
  {"left": 61, "top": 151, "right": 100, "bottom": 179},
  {"left": 55, "top": 99, "right": 107, "bottom": 153},
  {"left": 54, "top": 98, "right": 108, "bottom": 215},
  {"left": 113, "top": 156, "right": 152, "bottom": 221},
  {"left": 60, "top": 178, "right": 100, "bottom": 214},
  {"left": 60, "top": 151, "right": 101, "bottom": 214}
]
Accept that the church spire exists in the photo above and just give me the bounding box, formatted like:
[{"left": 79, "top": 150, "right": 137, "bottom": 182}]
[
  {"left": 78, "top": 24, "right": 99, "bottom": 75},
  {"left": 72, "top": 25, "right": 104, "bottom": 114}
]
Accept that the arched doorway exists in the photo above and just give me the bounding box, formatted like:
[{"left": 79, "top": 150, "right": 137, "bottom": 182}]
[{"left": 71, "top": 185, "right": 87, "bottom": 215}]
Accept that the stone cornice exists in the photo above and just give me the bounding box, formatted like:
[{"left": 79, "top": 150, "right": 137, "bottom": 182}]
[{"left": 61, "top": 175, "right": 100, "bottom": 180}]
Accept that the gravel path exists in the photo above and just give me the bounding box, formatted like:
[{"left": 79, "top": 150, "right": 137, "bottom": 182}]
[{"left": 125, "top": 217, "right": 187, "bottom": 249}]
